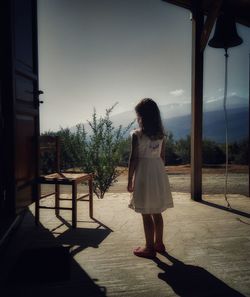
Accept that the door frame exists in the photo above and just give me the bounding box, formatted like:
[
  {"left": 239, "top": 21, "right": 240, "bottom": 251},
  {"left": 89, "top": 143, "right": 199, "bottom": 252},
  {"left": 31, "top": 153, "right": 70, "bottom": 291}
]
[{"left": 0, "top": 0, "right": 40, "bottom": 244}]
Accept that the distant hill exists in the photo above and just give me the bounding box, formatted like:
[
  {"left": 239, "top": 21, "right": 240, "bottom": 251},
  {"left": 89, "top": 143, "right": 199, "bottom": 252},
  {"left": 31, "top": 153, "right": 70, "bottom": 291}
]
[
  {"left": 71, "top": 95, "right": 248, "bottom": 143},
  {"left": 165, "top": 107, "right": 248, "bottom": 143},
  {"left": 203, "top": 107, "right": 248, "bottom": 143}
]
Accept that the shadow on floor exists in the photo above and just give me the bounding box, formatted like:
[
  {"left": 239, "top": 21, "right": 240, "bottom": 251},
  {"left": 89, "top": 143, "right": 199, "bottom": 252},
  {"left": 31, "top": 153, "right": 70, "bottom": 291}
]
[
  {"left": 199, "top": 200, "right": 250, "bottom": 219},
  {"left": 50, "top": 214, "right": 113, "bottom": 256},
  {"left": 54, "top": 227, "right": 112, "bottom": 257},
  {"left": 53, "top": 213, "right": 113, "bottom": 232},
  {"left": 1, "top": 209, "right": 110, "bottom": 297},
  {"left": 153, "top": 252, "right": 246, "bottom": 297}
]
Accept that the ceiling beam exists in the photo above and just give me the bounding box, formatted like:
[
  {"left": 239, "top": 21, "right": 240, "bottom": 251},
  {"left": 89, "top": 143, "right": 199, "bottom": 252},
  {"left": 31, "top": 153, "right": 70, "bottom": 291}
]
[
  {"left": 162, "top": 0, "right": 250, "bottom": 27},
  {"left": 200, "top": 0, "right": 223, "bottom": 52}
]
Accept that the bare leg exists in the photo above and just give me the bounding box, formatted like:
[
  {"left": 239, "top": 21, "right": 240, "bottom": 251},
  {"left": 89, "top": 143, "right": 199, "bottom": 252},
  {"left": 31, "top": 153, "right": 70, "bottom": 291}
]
[
  {"left": 133, "top": 214, "right": 156, "bottom": 258},
  {"left": 142, "top": 214, "right": 154, "bottom": 249},
  {"left": 152, "top": 213, "right": 164, "bottom": 245}
]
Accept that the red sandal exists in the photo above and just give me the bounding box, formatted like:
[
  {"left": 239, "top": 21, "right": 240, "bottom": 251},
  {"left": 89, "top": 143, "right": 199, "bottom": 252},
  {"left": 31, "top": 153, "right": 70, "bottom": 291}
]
[{"left": 133, "top": 247, "right": 156, "bottom": 259}]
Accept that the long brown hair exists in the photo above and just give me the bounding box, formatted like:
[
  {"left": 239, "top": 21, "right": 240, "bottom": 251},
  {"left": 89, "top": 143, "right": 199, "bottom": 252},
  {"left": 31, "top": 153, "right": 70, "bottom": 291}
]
[{"left": 135, "top": 98, "right": 164, "bottom": 139}]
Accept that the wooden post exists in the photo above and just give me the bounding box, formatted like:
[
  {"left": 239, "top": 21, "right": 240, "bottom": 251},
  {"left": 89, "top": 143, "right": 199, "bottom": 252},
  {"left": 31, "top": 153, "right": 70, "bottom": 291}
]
[
  {"left": 191, "top": 0, "right": 204, "bottom": 201},
  {"left": 55, "top": 184, "right": 60, "bottom": 216},
  {"left": 89, "top": 175, "right": 93, "bottom": 218},
  {"left": 72, "top": 181, "right": 77, "bottom": 228}
]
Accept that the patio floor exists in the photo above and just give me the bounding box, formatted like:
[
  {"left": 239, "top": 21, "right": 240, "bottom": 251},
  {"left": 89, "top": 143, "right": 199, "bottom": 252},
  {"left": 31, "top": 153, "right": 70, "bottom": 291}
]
[{"left": 1, "top": 192, "right": 250, "bottom": 297}]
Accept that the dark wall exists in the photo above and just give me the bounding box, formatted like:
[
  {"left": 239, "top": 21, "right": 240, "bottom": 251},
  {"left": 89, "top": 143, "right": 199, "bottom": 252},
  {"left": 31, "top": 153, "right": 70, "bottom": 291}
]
[
  {"left": 0, "top": 0, "right": 5, "bottom": 217},
  {"left": 0, "top": 0, "right": 16, "bottom": 222}
]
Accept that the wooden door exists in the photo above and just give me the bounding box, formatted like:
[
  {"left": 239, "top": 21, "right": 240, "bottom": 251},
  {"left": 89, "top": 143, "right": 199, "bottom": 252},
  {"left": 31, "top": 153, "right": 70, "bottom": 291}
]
[{"left": 13, "top": 0, "right": 41, "bottom": 213}]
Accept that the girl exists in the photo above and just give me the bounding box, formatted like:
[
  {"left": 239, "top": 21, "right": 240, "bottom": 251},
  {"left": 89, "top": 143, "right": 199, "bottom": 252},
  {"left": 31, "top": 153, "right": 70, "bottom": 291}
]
[{"left": 127, "top": 98, "right": 174, "bottom": 259}]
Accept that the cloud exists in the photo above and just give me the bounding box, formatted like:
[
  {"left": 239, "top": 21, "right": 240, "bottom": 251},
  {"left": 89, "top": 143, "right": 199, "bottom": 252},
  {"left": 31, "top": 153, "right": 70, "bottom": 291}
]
[
  {"left": 170, "top": 89, "right": 184, "bottom": 97},
  {"left": 205, "top": 96, "right": 222, "bottom": 104},
  {"left": 206, "top": 98, "right": 218, "bottom": 103}
]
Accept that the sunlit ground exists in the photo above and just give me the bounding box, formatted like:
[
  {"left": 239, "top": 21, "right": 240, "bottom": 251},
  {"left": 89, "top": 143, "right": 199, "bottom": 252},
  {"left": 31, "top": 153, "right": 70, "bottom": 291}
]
[
  {"left": 1, "top": 188, "right": 250, "bottom": 296},
  {"left": 40, "top": 164, "right": 249, "bottom": 197}
]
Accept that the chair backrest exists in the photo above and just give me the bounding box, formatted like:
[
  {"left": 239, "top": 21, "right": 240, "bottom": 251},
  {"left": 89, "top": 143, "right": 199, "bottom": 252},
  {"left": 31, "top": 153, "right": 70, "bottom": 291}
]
[{"left": 39, "top": 136, "right": 60, "bottom": 174}]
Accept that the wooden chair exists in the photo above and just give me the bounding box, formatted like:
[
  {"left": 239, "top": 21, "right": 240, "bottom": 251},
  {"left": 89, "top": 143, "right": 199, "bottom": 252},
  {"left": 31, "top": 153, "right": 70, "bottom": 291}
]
[{"left": 35, "top": 136, "right": 93, "bottom": 228}]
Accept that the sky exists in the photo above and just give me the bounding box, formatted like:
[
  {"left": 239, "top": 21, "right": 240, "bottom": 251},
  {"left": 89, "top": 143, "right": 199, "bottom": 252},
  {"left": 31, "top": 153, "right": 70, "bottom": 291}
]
[{"left": 38, "top": 0, "right": 250, "bottom": 132}]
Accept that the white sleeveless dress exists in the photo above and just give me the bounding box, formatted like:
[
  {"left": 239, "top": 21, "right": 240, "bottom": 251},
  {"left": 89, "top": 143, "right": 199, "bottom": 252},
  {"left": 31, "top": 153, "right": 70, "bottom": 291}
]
[{"left": 129, "top": 129, "right": 174, "bottom": 214}]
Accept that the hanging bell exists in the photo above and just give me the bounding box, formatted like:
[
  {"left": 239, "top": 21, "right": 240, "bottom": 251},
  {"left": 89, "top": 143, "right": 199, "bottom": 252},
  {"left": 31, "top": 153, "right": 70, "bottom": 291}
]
[{"left": 208, "top": 12, "right": 243, "bottom": 49}]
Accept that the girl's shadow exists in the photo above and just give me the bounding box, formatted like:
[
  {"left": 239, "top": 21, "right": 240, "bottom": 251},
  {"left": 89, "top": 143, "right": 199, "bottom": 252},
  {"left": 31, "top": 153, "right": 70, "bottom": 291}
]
[{"left": 153, "top": 251, "right": 246, "bottom": 297}]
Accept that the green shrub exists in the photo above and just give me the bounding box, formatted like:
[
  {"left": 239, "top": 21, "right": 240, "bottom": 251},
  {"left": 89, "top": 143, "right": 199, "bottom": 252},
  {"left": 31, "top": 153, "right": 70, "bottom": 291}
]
[
  {"left": 202, "top": 139, "right": 225, "bottom": 164},
  {"left": 57, "top": 124, "right": 87, "bottom": 171},
  {"left": 84, "top": 105, "right": 133, "bottom": 198},
  {"left": 229, "top": 139, "right": 248, "bottom": 165},
  {"left": 40, "top": 130, "right": 57, "bottom": 174},
  {"left": 175, "top": 135, "right": 191, "bottom": 164},
  {"left": 165, "top": 131, "right": 181, "bottom": 165},
  {"left": 40, "top": 105, "right": 133, "bottom": 198}
]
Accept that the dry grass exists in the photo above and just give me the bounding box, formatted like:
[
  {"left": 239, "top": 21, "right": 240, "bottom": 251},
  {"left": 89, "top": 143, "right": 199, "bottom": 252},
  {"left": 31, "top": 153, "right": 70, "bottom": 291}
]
[{"left": 118, "top": 164, "right": 248, "bottom": 175}]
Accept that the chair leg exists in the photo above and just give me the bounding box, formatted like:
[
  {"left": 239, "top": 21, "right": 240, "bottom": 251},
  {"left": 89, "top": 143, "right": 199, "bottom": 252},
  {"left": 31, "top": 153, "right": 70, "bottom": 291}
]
[
  {"left": 55, "top": 184, "right": 60, "bottom": 216},
  {"left": 72, "top": 182, "right": 77, "bottom": 228},
  {"left": 89, "top": 175, "right": 93, "bottom": 218}
]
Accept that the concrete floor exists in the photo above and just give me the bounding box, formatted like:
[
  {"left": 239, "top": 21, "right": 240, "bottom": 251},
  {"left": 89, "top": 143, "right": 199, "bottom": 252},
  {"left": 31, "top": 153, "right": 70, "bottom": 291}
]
[{"left": 1, "top": 192, "right": 250, "bottom": 297}]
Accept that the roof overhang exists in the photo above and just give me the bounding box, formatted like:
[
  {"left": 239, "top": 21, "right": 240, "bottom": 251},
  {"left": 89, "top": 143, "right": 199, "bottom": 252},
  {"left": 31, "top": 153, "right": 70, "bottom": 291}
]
[{"left": 162, "top": 0, "right": 250, "bottom": 27}]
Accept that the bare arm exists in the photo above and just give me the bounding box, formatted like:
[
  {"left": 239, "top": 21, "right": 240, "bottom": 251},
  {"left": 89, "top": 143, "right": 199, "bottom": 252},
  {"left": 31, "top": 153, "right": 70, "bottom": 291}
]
[
  {"left": 127, "top": 133, "right": 139, "bottom": 192},
  {"left": 160, "top": 137, "right": 166, "bottom": 165}
]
